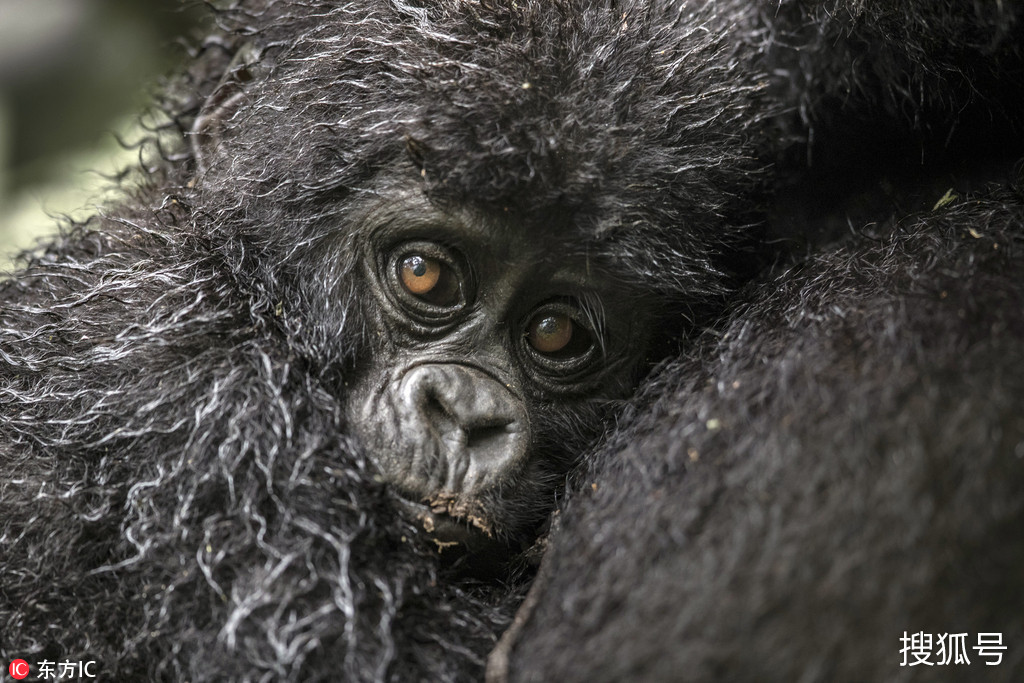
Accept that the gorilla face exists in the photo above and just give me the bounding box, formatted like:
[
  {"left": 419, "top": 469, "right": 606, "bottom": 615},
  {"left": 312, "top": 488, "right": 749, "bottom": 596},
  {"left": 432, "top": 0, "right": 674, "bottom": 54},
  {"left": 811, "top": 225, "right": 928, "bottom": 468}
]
[
  {"left": 344, "top": 186, "right": 653, "bottom": 545},
  {"left": 180, "top": 1, "right": 765, "bottom": 552}
]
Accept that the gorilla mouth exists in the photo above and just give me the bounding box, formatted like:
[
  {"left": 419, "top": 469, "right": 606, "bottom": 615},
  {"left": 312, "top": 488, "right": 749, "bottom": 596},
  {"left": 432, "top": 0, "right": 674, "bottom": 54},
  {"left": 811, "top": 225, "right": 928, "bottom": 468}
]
[
  {"left": 397, "top": 493, "right": 500, "bottom": 552},
  {"left": 423, "top": 491, "right": 494, "bottom": 536}
]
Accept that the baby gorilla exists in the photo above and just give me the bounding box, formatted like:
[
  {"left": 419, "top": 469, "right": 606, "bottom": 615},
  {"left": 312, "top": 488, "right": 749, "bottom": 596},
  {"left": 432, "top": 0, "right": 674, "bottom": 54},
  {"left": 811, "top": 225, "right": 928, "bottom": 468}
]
[
  {"left": 0, "top": 1, "right": 767, "bottom": 679},
  {"left": 344, "top": 191, "right": 650, "bottom": 546}
]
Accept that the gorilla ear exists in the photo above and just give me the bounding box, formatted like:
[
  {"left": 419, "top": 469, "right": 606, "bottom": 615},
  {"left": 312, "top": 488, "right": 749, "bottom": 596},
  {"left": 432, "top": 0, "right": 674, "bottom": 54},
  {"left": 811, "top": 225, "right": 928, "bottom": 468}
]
[{"left": 190, "top": 42, "right": 259, "bottom": 174}]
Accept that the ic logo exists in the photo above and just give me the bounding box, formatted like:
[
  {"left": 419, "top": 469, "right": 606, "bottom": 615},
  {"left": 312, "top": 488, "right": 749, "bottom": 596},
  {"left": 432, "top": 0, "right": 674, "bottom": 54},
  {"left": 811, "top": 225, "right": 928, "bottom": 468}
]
[{"left": 8, "top": 660, "right": 30, "bottom": 680}]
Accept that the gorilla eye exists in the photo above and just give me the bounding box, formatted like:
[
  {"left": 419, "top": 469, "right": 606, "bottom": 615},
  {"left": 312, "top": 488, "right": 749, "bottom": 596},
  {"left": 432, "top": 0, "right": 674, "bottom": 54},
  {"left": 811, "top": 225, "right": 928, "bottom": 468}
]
[
  {"left": 523, "top": 305, "right": 595, "bottom": 362},
  {"left": 400, "top": 255, "right": 441, "bottom": 295},
  {"left": 527, "top": 313, "right": 573, "bottom": 354},
  {"left": 395, "top": 251, "right": 461, "bottom": 307}
]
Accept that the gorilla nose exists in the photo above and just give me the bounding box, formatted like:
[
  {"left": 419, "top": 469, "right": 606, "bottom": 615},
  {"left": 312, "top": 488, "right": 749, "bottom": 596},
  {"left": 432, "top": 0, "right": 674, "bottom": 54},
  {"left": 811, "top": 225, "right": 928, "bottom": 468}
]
[{"left": 398, "top": 364, "right": 530, "bottom": 495}]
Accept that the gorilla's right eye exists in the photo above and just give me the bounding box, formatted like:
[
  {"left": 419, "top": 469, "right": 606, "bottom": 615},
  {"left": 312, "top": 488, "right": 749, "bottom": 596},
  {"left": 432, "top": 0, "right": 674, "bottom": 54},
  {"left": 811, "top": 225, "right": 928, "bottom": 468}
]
[
  {"left": 400, "top": 255, "right": 441, "bottom": 295},
  {"left": 389, "top": 244, "right": 465, "bottom": 313}
]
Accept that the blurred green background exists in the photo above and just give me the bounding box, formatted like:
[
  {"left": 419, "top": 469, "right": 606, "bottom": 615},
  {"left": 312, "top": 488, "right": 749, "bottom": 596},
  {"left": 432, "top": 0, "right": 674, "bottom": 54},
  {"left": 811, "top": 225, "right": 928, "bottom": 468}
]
[{"left": 0, "top": 0, "right": 202, "bottom": 270}]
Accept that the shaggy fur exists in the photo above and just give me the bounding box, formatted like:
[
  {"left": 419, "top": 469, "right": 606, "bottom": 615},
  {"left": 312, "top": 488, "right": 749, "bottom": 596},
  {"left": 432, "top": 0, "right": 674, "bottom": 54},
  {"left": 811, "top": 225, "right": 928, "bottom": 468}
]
[
  {"left": 2, "top": 0, "right": 1023, "bottom": 681},
  {"left": 754, "top": 0, "right": 1024, "bottom": 249},
  {"left": 761, "top": 0, "right": 1024, "bottom": 154},
  {"left": 502, "top": 186, "right": 1024, "bottom": 683},
  {"left": 497, "top": 1, "right": 1024, "bottom": 681},
  {"left": 1, "top": 1, "right": 770, "bottom": 680}
]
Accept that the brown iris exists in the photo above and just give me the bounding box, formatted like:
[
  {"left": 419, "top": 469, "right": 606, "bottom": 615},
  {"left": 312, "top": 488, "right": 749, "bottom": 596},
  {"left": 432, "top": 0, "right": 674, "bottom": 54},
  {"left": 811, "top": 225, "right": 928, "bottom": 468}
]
[
  {"left": 400, "top": 255, "right": 441, "bottom": 295},
  {"left": 527, "top": 313, "right": 574, "bottom": 354},
  {"left": 397, "top": 253, "right": 461, "bottom": 306}
]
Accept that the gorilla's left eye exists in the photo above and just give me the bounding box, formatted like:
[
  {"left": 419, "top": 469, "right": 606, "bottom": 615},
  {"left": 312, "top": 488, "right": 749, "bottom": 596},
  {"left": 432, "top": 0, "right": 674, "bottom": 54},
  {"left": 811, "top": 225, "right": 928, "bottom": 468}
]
[
  {"left": 523, "top": 305, "right": 595, "bottom": 363},
  {"left": 527, "top": 313, "right": 574, "bottom": 354}
]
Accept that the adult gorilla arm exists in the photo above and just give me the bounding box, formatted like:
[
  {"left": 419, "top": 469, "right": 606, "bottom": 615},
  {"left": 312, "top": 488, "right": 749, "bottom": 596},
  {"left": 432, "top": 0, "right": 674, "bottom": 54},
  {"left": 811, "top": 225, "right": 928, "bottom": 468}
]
[
  {"left": 495, "top": 3, "right": 1024, "bottom": 679},
  {"left": 498, "top": 190, "right": 1024, "bottom": 682}
]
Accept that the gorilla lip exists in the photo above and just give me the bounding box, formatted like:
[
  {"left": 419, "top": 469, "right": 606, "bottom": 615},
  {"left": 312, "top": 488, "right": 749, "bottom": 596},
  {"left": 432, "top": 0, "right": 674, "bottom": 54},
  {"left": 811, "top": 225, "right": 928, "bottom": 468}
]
[
  {"left": 395, "top": 496, "right": 495, "bottom": 546},
  {"left": 424, "top": 491, "right": 495, "bottom": 537}
]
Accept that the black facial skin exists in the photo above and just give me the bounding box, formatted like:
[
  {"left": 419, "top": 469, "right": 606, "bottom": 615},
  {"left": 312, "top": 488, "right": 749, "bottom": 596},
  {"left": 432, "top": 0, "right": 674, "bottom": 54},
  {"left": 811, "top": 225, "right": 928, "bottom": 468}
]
[{"left": 343, "top": 189, "right": 652, "bottom": 549}]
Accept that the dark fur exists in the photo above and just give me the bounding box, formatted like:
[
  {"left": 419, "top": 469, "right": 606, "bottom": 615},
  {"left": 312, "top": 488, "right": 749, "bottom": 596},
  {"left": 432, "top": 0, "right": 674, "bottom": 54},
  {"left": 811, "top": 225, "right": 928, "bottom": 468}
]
[
  {"left": 2, "top": 0, "right": 1023, "bottom": 681},
  {"left": 763, "top": 0, "right": 1024, "bottom": 155},
  {"left": 1, "top": 1, "right": 769, "bottom": 680},
  {"left": 502, "top": 189, "right": 1024, "bottom": 682},
  {"left": 500, "top": 1, "right": 1024, "bottom": 681},
  {"left": 753, "top": 0, "right": 1024, "bottom": 249}
]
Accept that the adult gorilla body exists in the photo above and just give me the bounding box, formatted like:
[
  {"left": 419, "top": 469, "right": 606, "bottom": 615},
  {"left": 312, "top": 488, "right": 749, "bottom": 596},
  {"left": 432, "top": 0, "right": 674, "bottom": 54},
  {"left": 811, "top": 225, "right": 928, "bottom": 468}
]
[
  {"left": 498, "top": 1, "right": 1024, "bottom": 681},
  {"left": 1, "top": 1, "right": 764, "bottom": 680},
  {"left": 500, "top": 193, "right": 1024, "bottom": 682}
]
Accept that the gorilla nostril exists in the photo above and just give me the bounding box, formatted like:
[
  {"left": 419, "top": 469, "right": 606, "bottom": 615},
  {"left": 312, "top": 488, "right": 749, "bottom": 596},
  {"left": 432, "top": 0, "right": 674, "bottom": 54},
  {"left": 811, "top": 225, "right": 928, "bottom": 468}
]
[
  {"left": 423, "top": 392, "right": 449, "bottom": 422},
  {"left": 465, "top": 422, "right": 515, "bottom": 454},
  {"left": 420, "top": 394, "right": 463, "bottom": 456}
]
